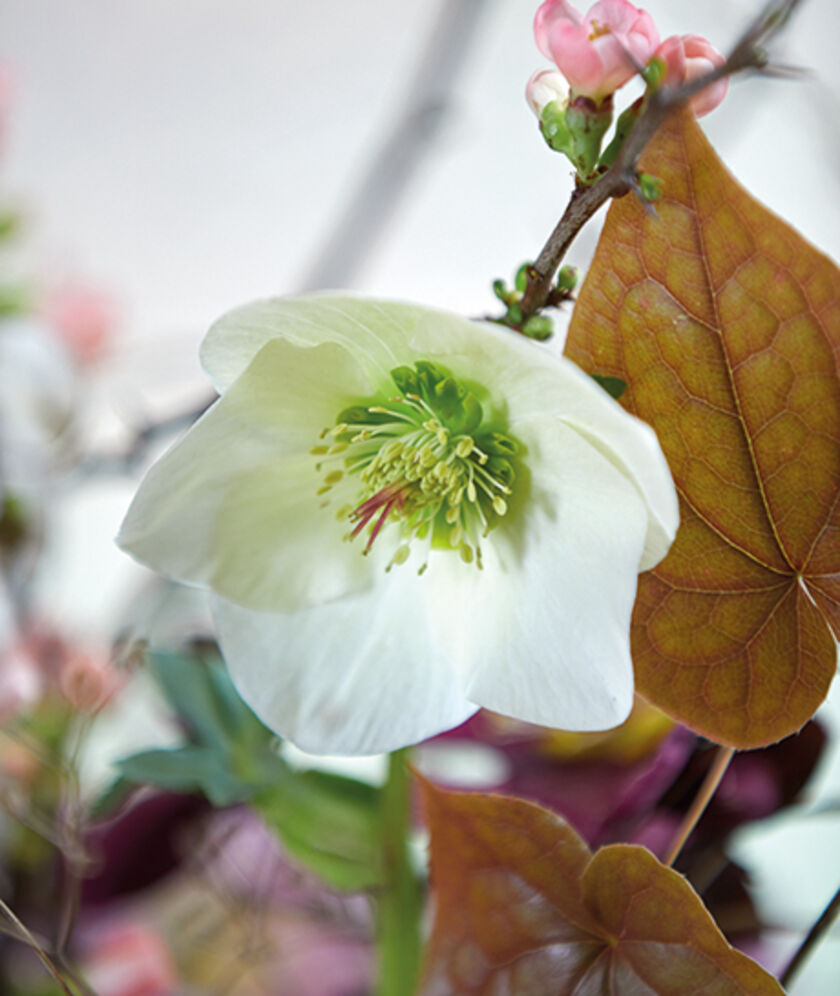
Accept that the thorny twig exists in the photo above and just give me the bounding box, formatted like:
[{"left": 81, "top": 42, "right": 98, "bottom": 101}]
[{"left": 519, "top": 0, "right": 808, "bottom": 319}]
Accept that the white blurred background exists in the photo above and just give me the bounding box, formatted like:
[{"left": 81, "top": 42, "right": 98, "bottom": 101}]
[{"left": 2, "top": 1, "right": 839, "bottom": 991}]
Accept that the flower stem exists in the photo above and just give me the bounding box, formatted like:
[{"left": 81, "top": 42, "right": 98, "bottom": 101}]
[
  {"left": 663, "top": 745, "right": 735, "bottom": 867},
  {"left": 376, "top": 747, "right": 422, "bottom": 996},
  {"left": 779, "top": 885, "right": 840, "bottom": 990},
  {"left": 0, "top": 898, "right": 75, "bottom": 996}
]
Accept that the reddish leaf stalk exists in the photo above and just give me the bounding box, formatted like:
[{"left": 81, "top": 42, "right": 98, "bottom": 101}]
[{"left": 663, "top": 745, "right": 736, "bottom": 867}]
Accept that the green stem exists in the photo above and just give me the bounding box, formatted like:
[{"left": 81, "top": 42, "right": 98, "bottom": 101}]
[{"left": 376, "top": 747, "right": 422, "bottom": 996}]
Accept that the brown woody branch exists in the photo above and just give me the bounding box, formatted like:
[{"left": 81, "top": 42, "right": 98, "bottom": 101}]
[{"left": 519, "top": 0, "right": 808, "bottom": 320}]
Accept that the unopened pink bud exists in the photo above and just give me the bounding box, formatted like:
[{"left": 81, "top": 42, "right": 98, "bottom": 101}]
[
  {"left": 525, "top": 68, "right": 570, "bottom": 117},
  {"left": 82, "top": 924, "right": 177, "bottom": 996},
  {"left": 42, "top": 283, "right": 117, "bottom": 365},
  {"left": 655, "top": 34, "right": 728, "bottom": 117},
  {"left": 59, "top": 652, "right": 121, "bottom": 712},
  {"left": 534, "top": 0, "right": 659, "bottom": 104}
]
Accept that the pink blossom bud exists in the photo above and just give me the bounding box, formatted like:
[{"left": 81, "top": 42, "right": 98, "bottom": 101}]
[
  {"left": 655, "top": 34, "right": 728, "bottom": 117},
  {"left": 42, "top": 283, "right": 117, "bottom": 365},
  {"left": 82, "top": 924, "right": 177, "bottom": 996},
  {"left": 0, "top": 643, "right": 43, "bottom": 722},
  {"left": 59, "top": 652, "right": 121, "bottom": 712},
  {"left": 525, "top": 68, "right": 570, "bottom": 117},
  {"left": 534, "top": 0, "right": 660, "bottom": 104}
]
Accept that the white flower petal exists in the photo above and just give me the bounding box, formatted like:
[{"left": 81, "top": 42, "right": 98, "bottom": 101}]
[
  {"left": 119, "top": 337, "right": 384, "bottom": 610},
  {"left": 407, "top": 315, "right": 678, "bottom": 571},
  {"left": 209, "top": 564, "right": 478, "bottom": 755},
  {"left": 436, "top": 421, "right": 647, "bottom": 731},
  {"left": 201, "top": 293, "right": 432, "bottom": 393}
]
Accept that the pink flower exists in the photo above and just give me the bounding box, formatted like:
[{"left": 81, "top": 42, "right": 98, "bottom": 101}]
[
  {"left": 42, "top": 283, "right": 117, "bottom": 365},
  {"left": 59, "top": 650, "right": 122, "bottom": 712},
  {"left": 655, "top": 34, "right": 728, "bottom": 117},
  {"left": 534, "top": 0, "right": 659, "bottom": 103},
  {"left": 82, "top": 924, "right": 177, "bottom": 996},
  {"left": 0, "top": 642, "right": 43, "bottom": 722}
]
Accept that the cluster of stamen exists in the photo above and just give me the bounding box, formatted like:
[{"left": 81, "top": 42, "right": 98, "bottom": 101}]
[
  {"left": 588, "top": 18, "right": 611, "bottom": 40},
  {"left": 310, "top": 362, "right": 518, "bottom": 573}
]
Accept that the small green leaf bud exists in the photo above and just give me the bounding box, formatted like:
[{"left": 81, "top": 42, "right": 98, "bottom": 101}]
[
  {"left": 522, "top": 315, "right": 554, "bottom": 341},
  {"left": 638, "top": 172, "right": 664, "bottom": 202},
  {"left": 642, "top": 56, "right": 667, "bottom": 89},
  {"left": 514, "top": 263, "right": 534, "bottom": 294},
  {"left": 492, "top": 279, "right": 509, "bottom": 303},
  {"left": 556, "top": 266, "right": 579, "bottom": 294}
]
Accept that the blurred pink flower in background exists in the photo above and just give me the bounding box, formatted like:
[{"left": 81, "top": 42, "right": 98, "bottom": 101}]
[
  {"left": 534, "top": 0, "right": 659, "bottom": 103},
  {"left": 59, "top": 649, "right": 123, "bottom": 711},
  {"left": 42, "top": 282, "right": 118, "bottom": 365},
  {"left": 0, "top": 622, "right": 121, "bottom": 717},
  {"left": 655, "top": 34, "right": 728, "bottom": 116},
  {"left": 81, "top": 923, "right": 178, "bottom": 996},
  {"left": 0, "top": 640, "right": 43, "bottom": 722}
]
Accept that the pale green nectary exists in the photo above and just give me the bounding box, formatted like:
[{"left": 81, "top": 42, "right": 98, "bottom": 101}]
[{"left": 118, "top": 294, "right": 678, "bottom": 755}]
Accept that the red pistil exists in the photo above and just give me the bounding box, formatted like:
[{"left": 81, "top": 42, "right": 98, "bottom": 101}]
[{"left": 349, "top": 481, "right": 407, "bottom": 551}]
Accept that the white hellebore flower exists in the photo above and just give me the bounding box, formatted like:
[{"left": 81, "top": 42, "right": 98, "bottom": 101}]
[{"left": 118, "top": 295, "right": 678, "bottom": 755}]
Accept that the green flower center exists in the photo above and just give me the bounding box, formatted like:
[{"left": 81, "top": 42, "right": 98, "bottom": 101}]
[{"left": 311, "top": 361, "right": 519, "bottom": 572}]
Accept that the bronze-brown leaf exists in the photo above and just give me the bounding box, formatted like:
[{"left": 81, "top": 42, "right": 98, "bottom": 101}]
[
  {"left": 419, "top": 781, "right": 783, "bottom": 995},
  {"left": 565, "top": 110, "right": 840, "bottom": 748}
]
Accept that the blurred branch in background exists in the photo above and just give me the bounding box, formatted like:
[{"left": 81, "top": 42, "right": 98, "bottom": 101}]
[{"left": 81, "top": 0, "right": 493, "bottom": 479}]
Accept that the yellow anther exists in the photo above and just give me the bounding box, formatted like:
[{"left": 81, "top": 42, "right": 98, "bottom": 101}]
[
  {"left": 317, "top": 485, "right": 332, "bottom": 496},
  {"left": 460, "top": 544, "right": 474, "bottom": 564},
  {"left": 392, "top": 544, "right": 411, "bottom": 566},
  {"left": 455, "top": 437, "right": 474, "bottom": 458},
  {"left": 449, "top": 524, "right": 463, "bottom": 547},
  {"left": 492, "top": 496, "right": 508, "bottom": 516},
  {"left": 332, "top": 423, "right": 348, "bottom": 437},
  {"left": 328, "top": 442, "right": 348, "bottom": 454},
  {"left": 324, "top": 470, "right": 344, "bottom": 485},
  {"left": 467, "top": 481, "right": 477, "bottom": 503},
  {"left": 310, "top": 444, "right": 329, "bottom": 455}
]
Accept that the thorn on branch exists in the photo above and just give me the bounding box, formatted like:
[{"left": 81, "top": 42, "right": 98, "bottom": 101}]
[{"left": 627, "top": 174, "right": 659, "bottom": 218}]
